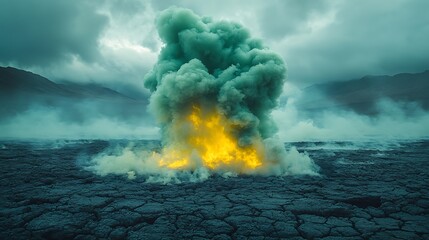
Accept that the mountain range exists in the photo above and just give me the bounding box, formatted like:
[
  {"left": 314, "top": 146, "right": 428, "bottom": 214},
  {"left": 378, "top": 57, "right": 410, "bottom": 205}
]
[
  {"left": 0, "top": 66, "right": 149, "bottom": 123},
  {"left": 296, "top": 70, "right": 429, "bottom": 115},
  {"left": 1, "top": 66, "right": 428, "bottom": 121}
]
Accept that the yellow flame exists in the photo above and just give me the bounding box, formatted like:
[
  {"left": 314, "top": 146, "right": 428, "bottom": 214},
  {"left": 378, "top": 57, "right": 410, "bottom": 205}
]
[{"left": 157, "top": 105, "right": 263, "bottom": 172}]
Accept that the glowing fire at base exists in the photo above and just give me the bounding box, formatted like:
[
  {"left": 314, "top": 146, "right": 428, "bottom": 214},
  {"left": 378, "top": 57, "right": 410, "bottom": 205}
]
[{"left": 154, "top": 106, "right": 264, "bottom": 173}]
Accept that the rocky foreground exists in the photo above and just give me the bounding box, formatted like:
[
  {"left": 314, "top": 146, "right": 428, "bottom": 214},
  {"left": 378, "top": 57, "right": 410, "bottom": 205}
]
[{"left": 0, "top": 140, "right": 428, "bottom": 239}]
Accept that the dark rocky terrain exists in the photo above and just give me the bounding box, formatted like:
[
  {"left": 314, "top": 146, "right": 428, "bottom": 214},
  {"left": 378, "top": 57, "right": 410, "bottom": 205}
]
[{"left": 1, "top": 140, "right": 428, "bottom": 239}]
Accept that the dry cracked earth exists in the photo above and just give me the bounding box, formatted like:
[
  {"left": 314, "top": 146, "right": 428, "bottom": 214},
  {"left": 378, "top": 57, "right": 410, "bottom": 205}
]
[{"left": 0, "top": 140, "right": 428, "bottom": 239}]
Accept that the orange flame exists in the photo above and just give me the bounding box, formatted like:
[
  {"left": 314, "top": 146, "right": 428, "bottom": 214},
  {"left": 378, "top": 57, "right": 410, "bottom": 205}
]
[{"left": 155, "top": 105, "right": 263, "bottom": 172}]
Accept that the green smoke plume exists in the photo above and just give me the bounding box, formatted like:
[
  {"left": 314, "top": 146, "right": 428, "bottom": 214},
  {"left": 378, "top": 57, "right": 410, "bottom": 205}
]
[
  {"left": 144, "top": 7, "right": 285, "bottom": 146},
  {"left": 142, "top": 7, "right": 318, "bottom": 175},
  {"left": 86, "top": 7, "right": 318, "bottom": 179}
]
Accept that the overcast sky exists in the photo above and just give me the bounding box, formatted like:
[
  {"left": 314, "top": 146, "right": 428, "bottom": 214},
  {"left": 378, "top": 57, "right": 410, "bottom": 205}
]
[{"left": 1, "top": 0, "right": 428, "bottom": 93}]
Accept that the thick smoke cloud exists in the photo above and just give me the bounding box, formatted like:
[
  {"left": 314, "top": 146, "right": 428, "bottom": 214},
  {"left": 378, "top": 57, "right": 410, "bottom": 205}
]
[
  {"left": 87, "top": 7, "right": 318, "bottom": 181},
  {"left": 144, "top": 7, "right": 285, "bottom": 146}
]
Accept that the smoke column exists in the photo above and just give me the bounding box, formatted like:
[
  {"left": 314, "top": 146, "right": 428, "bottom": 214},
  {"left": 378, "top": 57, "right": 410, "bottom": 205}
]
[
  {"left": 87, "top": 7, "right": 317, "bottom": 182},
  {"left": 142, "top": 7, "right": 316, "bottom": 175}
]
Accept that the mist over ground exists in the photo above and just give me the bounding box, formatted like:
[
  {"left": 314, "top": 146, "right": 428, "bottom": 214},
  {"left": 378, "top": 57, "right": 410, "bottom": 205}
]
[
  {"left": 1, "top": 66, "right": 428, "bottom": 141},
  {"left": 0, "top": 66, "right": 158, "bottom": 139},
  {"left": 272, "top": 71, "right": 429, "bottom": 141}
]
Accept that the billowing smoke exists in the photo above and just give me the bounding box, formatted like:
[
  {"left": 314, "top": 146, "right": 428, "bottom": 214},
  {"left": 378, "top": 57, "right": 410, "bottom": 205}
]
[
  {"left": 87, "top": 7, "right": 318, "bottom": 182},
  {"left": 144, "top": 7, "right": 284, "bottom": 144}
]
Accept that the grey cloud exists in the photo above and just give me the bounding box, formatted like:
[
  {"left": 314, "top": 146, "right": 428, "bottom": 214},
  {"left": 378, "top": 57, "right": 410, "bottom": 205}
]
[
  {"left": 259, "top": 0, "right": 333, "bottom": 39},
  {"left": 0, "top": 0, "right": 108, "bottom": 67},
  {"left": 281, "top": 0, "right": 429, "bottom": 84},
  {"left": 1, "top": 0, "right": 428, "bottom": 89},
  {"left": 102, "top": 0, "right": 160, "bottom": 51},
  {"left": 148, "top": 0, "right": 264, "bottom": 24},
  {"left": 104, "top": 0, "right": 146, "bottom": 17}
]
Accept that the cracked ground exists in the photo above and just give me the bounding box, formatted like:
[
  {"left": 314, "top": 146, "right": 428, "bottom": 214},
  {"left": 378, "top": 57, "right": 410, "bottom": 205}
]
[{"left": 1, "top": 140, "right": 428, "bottom": 239}]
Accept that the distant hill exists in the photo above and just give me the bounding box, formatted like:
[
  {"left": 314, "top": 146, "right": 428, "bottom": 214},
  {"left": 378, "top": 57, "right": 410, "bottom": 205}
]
[
  {"left": 297, "top": 70, "right": 429, "bottom": 115},
  {"left": 0, "top": 66, "right": 149, "bottom": 122},
  {"left": 0, "top": 66, "right": 137, "bottom": 100},
  {"left": 2, "top": 66, "right": 428, "bottom": 120}
]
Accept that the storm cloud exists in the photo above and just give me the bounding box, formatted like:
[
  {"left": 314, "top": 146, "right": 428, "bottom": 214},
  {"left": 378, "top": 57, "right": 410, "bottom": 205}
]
[
  {"left": 277, "top": 0, "right": 429, "bottom": 85},
  {"left": 0, "top": 0, "right": 107, "bottom": 66},
  {"left": 1, "top": 0, "right": 428, "bottom": 89}
]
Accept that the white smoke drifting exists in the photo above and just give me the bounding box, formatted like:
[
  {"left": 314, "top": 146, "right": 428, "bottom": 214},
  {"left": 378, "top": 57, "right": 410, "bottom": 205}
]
[{"left": 272, "top": 83, "right": 429, "bottom": 142}]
